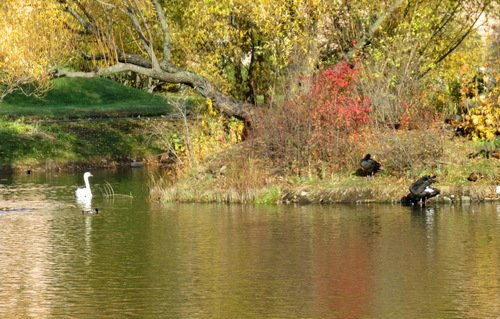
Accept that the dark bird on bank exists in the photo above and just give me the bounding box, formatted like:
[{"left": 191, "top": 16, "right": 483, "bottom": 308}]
[
  {"left": 357, "top": 154, "right": 381, "bottom": 177},
  {"left": 467, "top": 172, "right": 483, "bottom": 182},
  {"left": 402, "top": 175, "right": 440, "bottom": 206}
]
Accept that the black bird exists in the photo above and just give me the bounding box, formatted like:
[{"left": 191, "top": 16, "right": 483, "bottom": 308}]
[
  {"left": 467, "top": 172, "right": 483, "bottom": 182},
  {"left": 402, "top": 175, "right": 440, "bottom": 206},
  {"left": 358, "top": 154, "right": 381, "bottom": 176}
]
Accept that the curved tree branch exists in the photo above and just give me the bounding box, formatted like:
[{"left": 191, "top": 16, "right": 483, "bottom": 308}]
[
  {"left": 58, "top": 0, "right": 254, "bottom": 124},
  {"left": 55, "top": 63, "right": 254, "bottom": 122},
  {"left": 84, "top": 52, "right": 152, "bottom": 68}
]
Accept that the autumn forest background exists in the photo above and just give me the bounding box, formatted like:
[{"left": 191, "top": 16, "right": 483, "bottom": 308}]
[{"left": 0, "top": 0, "right": 498, "bottom": 204}]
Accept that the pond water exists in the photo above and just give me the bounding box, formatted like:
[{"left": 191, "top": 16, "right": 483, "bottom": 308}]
[{"left": 0, "top": 169, "right": 498, "bottom": 319}]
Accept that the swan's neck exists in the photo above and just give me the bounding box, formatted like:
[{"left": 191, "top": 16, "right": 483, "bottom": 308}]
[{"left": 84, "top": 176, "right": 91, "bottom": 191}]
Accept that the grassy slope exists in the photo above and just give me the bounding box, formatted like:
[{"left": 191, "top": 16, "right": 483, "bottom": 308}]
[
  {"left": 0, "top": 78, "right": 184, "bottom": 168},
  {"left": 0, "top": 77, "right": 171, "bottom": 119}
]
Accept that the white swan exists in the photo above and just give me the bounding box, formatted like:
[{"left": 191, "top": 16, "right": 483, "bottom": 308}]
[{"left": 76, "top": 172, "right": 93, "bottom": 200}]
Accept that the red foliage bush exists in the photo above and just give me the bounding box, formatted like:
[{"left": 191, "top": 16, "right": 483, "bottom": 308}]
[
  {"left": 253, "top": 60, "right": 372, "bottom": 174},
  {"left": 308, "top": 61, "right": 371, "bottom": 139},
  {"left": 294, "top": 61, "right": 372, "bottom": 163}
]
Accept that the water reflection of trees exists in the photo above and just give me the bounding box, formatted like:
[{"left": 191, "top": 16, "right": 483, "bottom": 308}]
[
  {"left": 0, "top": 211, "right": 53, "bottom": 317},
  {"left": 1, "top": 180, "right": 498, "bottom": 318},
  {"left": 146, "top": 204, "right": 498, "bottom": 318}
]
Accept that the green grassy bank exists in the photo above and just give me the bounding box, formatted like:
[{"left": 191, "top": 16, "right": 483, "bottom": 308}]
[
  {"left": 0, "top": 117, "right": 173, "bottom": 171},
  {"left": 0, "top": 78, "right": 183, "bottom": 171},
  {"left": 0, "top": 77, "right": 171, "bottom": 119}
]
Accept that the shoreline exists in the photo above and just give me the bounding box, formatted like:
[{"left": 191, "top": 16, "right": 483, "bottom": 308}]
[
  {"left": 1, "top": 117, "right": 498, "bottom": 206},
  {"left": 279, "top": 184, "right": 500, "bottom": 205},
  {"left": 2, "top": 160, "right": 498, "bottom": 205}
]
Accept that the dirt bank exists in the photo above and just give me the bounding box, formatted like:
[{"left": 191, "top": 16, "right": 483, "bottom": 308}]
[{"left": 280, "top": 184, "right": 499, "bottom": 205}]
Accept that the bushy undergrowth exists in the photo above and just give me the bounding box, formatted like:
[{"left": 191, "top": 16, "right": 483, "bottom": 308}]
[
  {"left": 376, "top": 129, "right": 446, "bottom": 177},
  {"left": 147, "top": 55, "right": 497, "bottom": 204},
  {"left": 150, "top": 154, "right": 278, "bottom": 204},
  {"left": 148, "top": 98, "right": 263, "bottom": 202},
  {"left": 147, "top": 97, "right": 246, "bottom": 171}
]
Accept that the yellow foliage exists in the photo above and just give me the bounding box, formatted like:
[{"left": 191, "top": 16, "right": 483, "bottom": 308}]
[
  {"left": 0, "top": 0, "right": 73, "bottom": 98},
  {"left": 228, "top": 117, "right": 245, "bottom": 143},
  {"left": 170, "top": 0, "right": 322, "bottom": 95},
  {"left": 176, "top": 104, "right": 246, "bottom": 167},
  {"left": 459, "top": 89, "right": 500, "bottom": 141},
  {"left": 206, "top": 98, "right": 217, "bottom": 116}
]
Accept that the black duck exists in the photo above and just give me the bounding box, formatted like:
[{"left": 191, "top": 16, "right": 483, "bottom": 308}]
[
  {"left": 358, "top": 154, "right": 381, "bottom": 176},
  {"left": 402, "top": 175, "right": 440, "bottom": 206}
]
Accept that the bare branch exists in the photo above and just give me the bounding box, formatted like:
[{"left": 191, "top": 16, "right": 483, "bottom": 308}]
[
  {"left": 57, "top": 63, "right": 205, "bottom": 90},
  {"left": 151, "top": 0, "right": 172, "bottom": 65},
  {"left": 419, "top": 4, "right": 488, "bottom": 78},
  {"left": 83, "top": 52, "right": 153, "bottom": 68},
  {"left": 123, "top": 0, "right": 161, "bottom": 70},
  {"left": 59, "top": 0, "right": 96, "bottom": 34}
]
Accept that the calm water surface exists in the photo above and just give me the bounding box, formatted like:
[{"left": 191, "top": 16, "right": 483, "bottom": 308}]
[{"left": 0, "top": 169, "right": 498, "bottom": 319}]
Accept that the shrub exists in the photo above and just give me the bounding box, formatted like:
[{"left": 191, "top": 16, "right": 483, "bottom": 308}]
[
  {"left": 377, "top": 129, "right": 445, "bottom": 177},
  {"left": 252, "top": 60, "right": 372, "bottom": 175},
  {"left": 252, "top": 96, "right": 312, "bottom": 175},
  {"left": 145, "top": 97, "right": 245, "bottom": 172},
  {"left": 307, "top": 61, "right": 372, "bottom": 161},
  {"left": 459, "top": 88, "right": 499, "bottom": 141}
]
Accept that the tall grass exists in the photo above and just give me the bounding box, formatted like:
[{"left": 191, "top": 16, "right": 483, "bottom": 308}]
[{"left": 150, "top": 157, "right": 280, "bottom": 204}]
